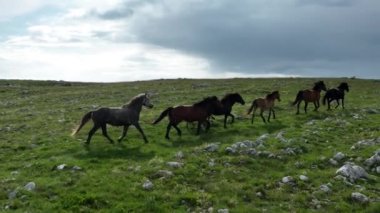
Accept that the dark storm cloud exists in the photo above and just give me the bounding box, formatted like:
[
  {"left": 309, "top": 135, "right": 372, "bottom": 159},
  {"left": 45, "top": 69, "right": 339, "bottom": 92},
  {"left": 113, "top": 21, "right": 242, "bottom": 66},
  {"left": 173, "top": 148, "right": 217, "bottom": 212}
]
[{"left": 101, "top": 0, "right": 380, "bottom": 78}]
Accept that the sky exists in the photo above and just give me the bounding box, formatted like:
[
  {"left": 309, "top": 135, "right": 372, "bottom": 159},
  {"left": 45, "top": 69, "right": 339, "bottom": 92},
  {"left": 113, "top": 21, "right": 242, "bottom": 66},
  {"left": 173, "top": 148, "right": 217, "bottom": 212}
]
[{"left": 0, "top": 0, "right": 379, "bottom": 82}]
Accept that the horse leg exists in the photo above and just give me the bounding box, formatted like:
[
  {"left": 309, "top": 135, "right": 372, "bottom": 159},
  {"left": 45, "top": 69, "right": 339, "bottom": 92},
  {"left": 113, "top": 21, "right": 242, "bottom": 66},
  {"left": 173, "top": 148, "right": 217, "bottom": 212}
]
[
  {"left": 260, "top": 109, "right": 266, "bottom": 123},
  {"left": 272, "top": 108, "right": 276, "bottom": 119},
  {"left": 197, "top": 121, "right": 201, "bottom": 135},
  {"left": 118, "top": 125, "right": 130, "bottom": 142},
  {"left": 173, "top": 125, "right": 182, "bottom": 136},
  {"left": 304, "top": 102, "right": 308, "bottom": 114},
  {"left": 251, "top": 107, "right": 257, "bottom": 124},
  {"left": 342, "top": 98, "right": 345, "bottom": 109},
  {"left": 165, "top": 123, "right": 172, "bottom": 140},
  {"left": 313, "top": 101, "right": 318, "bottom": 111},
  {"left": 335, "top": 99, "right": 340, "bottom": 109},
  {"left": 327, "top": 99, "right": 331, "bottom": 110},
  {"left": 86, "top": 124, "right": 100, "bottom": 145},
  {"left": 134, "top": 123, "right": 148, "bottom": 143},
  {"left": 101, "top": 124, "right": 114, "bottom": 144},
  {"left": 267, "top": 109, "right": 271, "bottom": 122},
  {"left": 296, "top": 101, "right": 301, "bottom": 115},
  {"left": 230, "top": 113, "right": 235, "bottom": 124},
  {"left": 224, "top": 114, "right": 228, "bottom": 128},
  {"left": 205, "top": 120, "right": 211, "bottom": 132}
]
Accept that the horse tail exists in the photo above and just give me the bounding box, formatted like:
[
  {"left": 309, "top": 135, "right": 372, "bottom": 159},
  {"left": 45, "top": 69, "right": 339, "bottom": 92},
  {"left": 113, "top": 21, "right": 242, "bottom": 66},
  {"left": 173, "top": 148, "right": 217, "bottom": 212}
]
[
  {"left": 152, "top": 107, "right": 173, "bottom": 124},
  {"left": 71, "top": 111, "right": 93, "bottom": 136},
  {"left": 247, "top": 100, "right": 257, "bottom": 115},
  {"left": 292, "top": 91, "right": 303, "bottom": 106}
]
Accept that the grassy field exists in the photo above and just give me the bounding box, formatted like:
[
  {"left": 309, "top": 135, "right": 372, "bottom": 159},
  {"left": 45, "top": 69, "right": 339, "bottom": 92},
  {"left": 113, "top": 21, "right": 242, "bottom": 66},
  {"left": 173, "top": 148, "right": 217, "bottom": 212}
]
[{"left": 0, "top": 78, "right": 379, "bottom": 212}]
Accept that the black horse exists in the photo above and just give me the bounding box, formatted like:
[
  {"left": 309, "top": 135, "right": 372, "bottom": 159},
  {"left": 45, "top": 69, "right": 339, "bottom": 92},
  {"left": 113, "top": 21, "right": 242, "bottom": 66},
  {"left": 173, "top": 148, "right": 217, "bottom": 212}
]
[
  {"left": 212, "top": 93, "right": 245, "bottom": 128},
  {"left": 323, "top": 82, "right": 349, "bottom": 110},
  {"left": 72, "top": 93, "right": 153, "bottom": 145}
]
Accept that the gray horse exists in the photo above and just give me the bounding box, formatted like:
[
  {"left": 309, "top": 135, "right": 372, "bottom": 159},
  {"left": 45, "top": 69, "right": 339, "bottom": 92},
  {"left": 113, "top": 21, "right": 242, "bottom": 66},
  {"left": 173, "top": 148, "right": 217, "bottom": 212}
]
[{"left": 72, "top": 93, "right": 153, "bottom": 145}]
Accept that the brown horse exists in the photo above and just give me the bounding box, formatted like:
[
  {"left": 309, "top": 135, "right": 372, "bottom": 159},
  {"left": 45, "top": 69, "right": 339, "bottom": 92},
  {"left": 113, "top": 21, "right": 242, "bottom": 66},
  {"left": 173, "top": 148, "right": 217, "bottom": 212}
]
[
  {"left": 152, "top": 96, "right": 219, "bottom": 139},
  {"left": 247, "top": 91, "right": 281, "bottom": 123},
  {"left": 72, "top": 93, "right": 153, "bottom": 145},
  {"left": 323, "top": 82, "right": 349, "bottom": 110},
  {"left": 292, "top": 81, "right": 327, "bottom": 114}
]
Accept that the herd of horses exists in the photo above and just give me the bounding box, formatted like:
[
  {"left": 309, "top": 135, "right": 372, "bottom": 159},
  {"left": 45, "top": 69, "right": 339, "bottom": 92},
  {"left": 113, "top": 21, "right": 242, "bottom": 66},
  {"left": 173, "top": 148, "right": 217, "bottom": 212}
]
[{"left": 72, "top": 81, "right": 350, "bottom": 144}]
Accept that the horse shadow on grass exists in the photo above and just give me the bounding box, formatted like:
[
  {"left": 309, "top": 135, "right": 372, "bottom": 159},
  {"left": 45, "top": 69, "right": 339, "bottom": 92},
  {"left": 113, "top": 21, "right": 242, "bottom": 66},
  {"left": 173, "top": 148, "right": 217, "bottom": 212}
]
[{"left": 67, "top": 142, "right": 156, "bottom": 161}]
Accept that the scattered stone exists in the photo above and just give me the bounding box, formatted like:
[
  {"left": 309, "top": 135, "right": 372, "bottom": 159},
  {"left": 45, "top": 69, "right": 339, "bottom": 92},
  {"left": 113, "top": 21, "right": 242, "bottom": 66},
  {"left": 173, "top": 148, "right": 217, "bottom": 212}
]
[
  {"left": 8, "top": 190, "right": 17, "bottom": 199},
  {"left": 306, "top": 120, "right": 316, "bottom": 125},
  {"left": 225, "top": 147, "right": 237, "bottom": 154},
  {"left": 276, "top": 131, "right": 288, "bottom": 143},
  {"left": 10, "top": 171, "right": 19, "bottom": 176},
  {"left": 142, "top": 180, "right": 154, "bottom": 190},
  {"left": 246, "top": 148, "right": 257, "bottom": 156},
  {"left": 364, "top": 108, "right": 379, "bottom": 114},
  {"left": 152, "top": 170, "right": 173, "bottom": 179},
  {"left": 208, "top": 159, "right": 216, "bottom": 167},
  {"left": 56, "top": 164, "right": 66, "bottom": 170},
  {"left": 320, "top": 184, "right": 331, "bottom": 193},
  {"left": 336, "top": 163, "right": 369, "bottom": 183},
  {"left": 256, "top": 191, "right": 264, "bottom": 198},
  {"left": 351, "top": 137, "right": 380, "bottom": 149},
  {"left": 299, "top": 175, "right": 309, "bottom": 181},
  {"left": 351, "top": 192, "right": 369, "bottom": 204},
  {"left": 376, "top": 166, "right": 380, "bottom": 174},
  {"left": 166, "top": 161, "right": 183, "bottom": 168},
  {"left": 333, "top": 152, "right": 345, "bottom": 161},
  {"left": 256, "top": 134, "right": 269, "bottom": 143},
  {"left": 329, "top": 158, "right": 339, "bottom": 166},
  {"left": 364, "top": 150, "right": 380, "bottom": 168},
  {"left": 204, "top": 143, "right": 219, "bottom": 152},
  {"left": 24, "top": 182, "right": 36, "bottom": 191},
  {"left": 72, "top": 165, "right": 82, "bottom": 171},
  {"left": 175, "top": 151, "right": 184, "bottom": 159},
  {"left": 282, "top": 176, "right": 295, "bottom": 184},
  {"left": 217, "top": 209, "right": 229, "bottom": 213}
]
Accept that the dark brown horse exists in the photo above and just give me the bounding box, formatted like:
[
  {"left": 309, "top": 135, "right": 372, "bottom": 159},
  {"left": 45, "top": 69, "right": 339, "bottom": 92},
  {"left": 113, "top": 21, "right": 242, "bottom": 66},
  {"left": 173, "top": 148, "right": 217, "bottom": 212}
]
[
  {"left": 323, "top": 82, "right": 349, "bottom": 110},
  {"left": 292, "top": 81, "right": 327, "bottom": 114},
  {"left": 247, "top": 91, "right": 281, "bottom": 123},
  {"left": 72, "top": 93, "right": 153, "bottom": 145},
  {"left": 152, "top": 96, "right": 219, "bottom": 139},
  {"left": 212, "top": 93, "right": 245, "bottom": 128}
]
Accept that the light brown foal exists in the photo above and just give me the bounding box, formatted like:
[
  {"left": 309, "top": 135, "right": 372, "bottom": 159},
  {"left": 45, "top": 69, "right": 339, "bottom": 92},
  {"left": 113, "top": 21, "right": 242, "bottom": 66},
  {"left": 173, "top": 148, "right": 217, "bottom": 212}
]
[{"left": 247, "top": 91, "right": 281, "bottom": 123}]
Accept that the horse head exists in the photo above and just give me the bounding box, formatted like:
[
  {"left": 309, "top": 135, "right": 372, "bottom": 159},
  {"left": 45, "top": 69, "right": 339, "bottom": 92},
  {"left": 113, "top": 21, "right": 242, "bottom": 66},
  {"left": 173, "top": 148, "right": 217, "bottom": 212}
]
[
  {"left": 143, "top": 93, "right": 154, "bottom": 108},
  {"left": 314, "top": 81, "right": 327, "bottom": 91},
  {"left": 338, "top": 82, "right": 349, "bottom": 92}
]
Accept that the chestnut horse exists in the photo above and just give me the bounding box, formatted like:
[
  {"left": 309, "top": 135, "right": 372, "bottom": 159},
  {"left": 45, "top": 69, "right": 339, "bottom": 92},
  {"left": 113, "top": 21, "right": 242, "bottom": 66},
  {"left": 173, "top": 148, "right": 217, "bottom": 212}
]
[
  {"left": 72, "top": 93, "right": 153, "bottom": 145},
  {"left": 292, "top": 81, "right": 327, "bottom": 114},
  {"left": 247, "top": 91, "right": 281, "bottom": 123},
  {"left": 323, "top": 82, "right": 349, "bottom": 110},
  {"left": 152, "top": 96, "right": 219, "bottom": 139},
  {"left": 212, "top": 93, "right": 245, "bottom": 128}
]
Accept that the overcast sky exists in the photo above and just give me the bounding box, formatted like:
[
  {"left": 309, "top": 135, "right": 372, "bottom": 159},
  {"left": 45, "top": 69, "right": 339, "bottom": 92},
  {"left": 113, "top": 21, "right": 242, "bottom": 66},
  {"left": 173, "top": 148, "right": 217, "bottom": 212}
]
[{"left": 0, "top": 0, "right": 379, "bottom": 82}]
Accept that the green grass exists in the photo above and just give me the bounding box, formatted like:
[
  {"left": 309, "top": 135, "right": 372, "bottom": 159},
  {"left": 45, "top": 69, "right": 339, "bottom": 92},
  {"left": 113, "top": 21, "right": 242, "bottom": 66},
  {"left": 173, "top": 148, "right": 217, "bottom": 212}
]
[{"left": 0, "top": 78, "right": 379, "bottom": 212}]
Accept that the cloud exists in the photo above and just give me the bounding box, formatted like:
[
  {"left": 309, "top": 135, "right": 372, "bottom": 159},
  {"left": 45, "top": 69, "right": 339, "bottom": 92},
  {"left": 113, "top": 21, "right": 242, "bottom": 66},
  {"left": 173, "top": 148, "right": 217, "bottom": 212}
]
[{"left": 1, "top": 0, "right": 380, "bottom": 81}]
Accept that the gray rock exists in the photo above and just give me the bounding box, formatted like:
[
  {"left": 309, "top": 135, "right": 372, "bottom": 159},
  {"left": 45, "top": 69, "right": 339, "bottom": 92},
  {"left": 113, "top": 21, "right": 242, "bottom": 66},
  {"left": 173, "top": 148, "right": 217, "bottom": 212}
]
[
  {"left": 24, "top": 182, "right": 36, "bottom": 191},
  {"left": 376, "top": 166, "right": 380, "bottom": 174},
  {"left": 351, "top": 192, "right": 369, "bottom": 204},
  {"left": 8, "top": 190, "right": 17, "bottom": 199},
  {"left": 56, "top": 164, "right": 66, "bottom": 170},
  {"left": 276, "top": 131, "right": 288, "bottom": 143},
  {"left": 166, "top": 161, "right": 183, "bottom": 168},
  {"left": 208, "top": 159, "right": 216, "bottom": 167},
  {"left": 175, "top": 151, "right": 184, "bottom": 159},
  {"left": 299, "top": 175, "right": 309, "bottom": 181},
  {"left": 256, "top": 134, "right": 269, "bottom": 143},
  {"left": 246, "top": 148, "right": 257, "bottom": 156},
  {"left": 336, "top": 163, "right": 369, "bottom": 183},
  {"left": 225, "top": 146, "right": 237, "bottom": 154},
  {"left": 282, "top": 176, "right": 295, "bottom": 184},
  {"left": 142, "top": 180, "right": 153, "bottom": 190},
  {"left": 217, "top": 209, "right": 229, "bottom": 213},
  {"left": 204, "top": 143, "right": 219, "bottom": 152},
  {"left": 351, "top": 137, "right": 380, "bottom": 149},
  {"left": 333, "top": 152, "right": 345, "bottom": 161},
  {"left": 320, "top": 184, "right": 331, "bottom": 193},
  {"left": 154, "top": 170, "right": 173, "bottom": 179},
  {"left": 72, "top": 165, "right": 82, "bottom": 171},
  {"left": 329, "top": 158, "right": 339, "bottom": 166},
  {"left": 10, "top": 171, "right": 19, "bottom": 176},
  {"left": 364, "top": 150, "right": 380, "bottom": 168}
]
